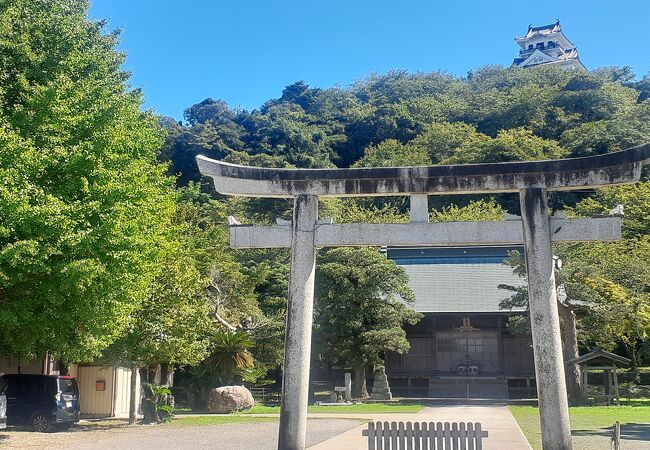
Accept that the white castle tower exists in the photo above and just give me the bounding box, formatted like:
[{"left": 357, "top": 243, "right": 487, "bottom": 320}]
[{"left": 513, "top": 20, "right": 586, "bottom": 70}]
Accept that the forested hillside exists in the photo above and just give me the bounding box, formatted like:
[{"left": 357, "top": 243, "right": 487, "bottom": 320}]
[
  {"left": 162, "top": 66, "right": 650, "bottom": 375},
  {"left": 163, "top": 67, "right": 650, "bottom": 177}
]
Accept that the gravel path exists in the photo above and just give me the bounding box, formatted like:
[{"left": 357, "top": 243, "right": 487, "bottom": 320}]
[
  {"left": 0, "top": 419, "right": 363, "bottom": 449},
  {"left": 572, "top": 425, "right": 650, "bottom": 450}
]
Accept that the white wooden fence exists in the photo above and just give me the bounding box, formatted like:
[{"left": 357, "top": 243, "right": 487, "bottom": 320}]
[{"left": 362, "top": 421, "right": 488, "bottom": 450}]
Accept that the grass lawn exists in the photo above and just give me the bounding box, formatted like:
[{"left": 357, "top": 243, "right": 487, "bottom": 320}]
[
  {"left": 175, "top": 402, "right": 424, "bottom": 415},
  {"left": 619, "top": 366, "right": 650, "bottom": 374},
  {"left": 619, "top": 397, "right": 650, "bottom": 407},
  {"left": 77, "top": 416, "right": 278, "bottom": 428},
  {"left": 239, "top": 402, "right": 425, "bottom": 414},
  {"left": 170, "top": 415, "right": 279, "bottom": 426},
  {"left": 510, "top": 405, "right": 650, "bottom": 450}
]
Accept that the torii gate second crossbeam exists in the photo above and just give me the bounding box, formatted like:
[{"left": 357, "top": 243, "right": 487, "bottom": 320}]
[{"left": 197, "top": 143, "right": 650, "bottom": 450}]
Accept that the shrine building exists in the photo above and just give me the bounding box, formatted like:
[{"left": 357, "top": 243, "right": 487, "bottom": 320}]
[{"left": 384, "top": 246, "right": 537, "bottom": 399}]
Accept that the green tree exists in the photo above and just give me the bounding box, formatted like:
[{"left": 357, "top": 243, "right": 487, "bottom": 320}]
[
  {"left": 173, "top": 186, "right": 284, "bottom": 398},
  {"left": 430, "top": 198, "right": 505, "bottom": 222},
  {"left": 560, "top": 240, "right": 650, "bottom": 375},
  {"left": 243, "top": 103, "right": 336, "bottom": 169},
  {"left": 314, "top": 247, "right": 421, "bottom": 398},
  {"left": 447, "top": 128, "right": 568, "bottom": 164},
  {"left": 353, "top": 139, "right": 431, "bottom": 167},
  {"left": 571, "top": 181, "right": 650, "bottom": 238},
  {"left": 497, "top": 250, "right": 585, "bottom": 405},
  {"left": 0, "top": 0, "right": 176, "bottom": 362},
  {"left": 411, "top": 122, "right": 490, "bottom": 164},
  {"left": 564, "top": 181, "right": 650, "bottom": 374},
  {"left": 160, "top": 99, "right": 247, "bottom": 185}
]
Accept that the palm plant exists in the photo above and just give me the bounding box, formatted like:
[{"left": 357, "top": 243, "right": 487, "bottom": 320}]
[
  {"left": 203, "top": 330, "right": 255, "bottom": 382},
  {"left": 178, "top": 330, "right": 256, "bottom": 411}
]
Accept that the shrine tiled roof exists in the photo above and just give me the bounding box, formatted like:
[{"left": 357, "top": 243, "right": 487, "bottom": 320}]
[{"left": 387, "top": 246, "right": 526, "bottom": 313}]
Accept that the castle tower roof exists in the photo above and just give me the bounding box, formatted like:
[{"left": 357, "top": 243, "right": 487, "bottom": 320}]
[{"left": 513, "top": 20, "right": 585, "bottom": 70}]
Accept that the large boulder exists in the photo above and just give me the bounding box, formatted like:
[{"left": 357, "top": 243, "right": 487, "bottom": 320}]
[{"left": 207, "top": 386, "right": 255, "bottom": 414}]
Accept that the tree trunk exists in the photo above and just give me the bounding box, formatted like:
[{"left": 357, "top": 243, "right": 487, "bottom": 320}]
[
  {"left": 558, "top": 301, "right": 583, "bottom": 405},
  {"left": 625, "top": 343, "right": 640, "bottom": 383},
  {"left": 129, "top": 365, "right": 138, "bottom": 425},
  {"left": 308, "top": 366, "right": 316, "bottom": 405},
  {"left": 354, "top": 363, "right": 368, "bottom": 399},
  {"left": 148, "top": 365, "right": 160, "bottom": 384},
  {"left": 160, "top": 363, "right": 171, "bottom": 386}
]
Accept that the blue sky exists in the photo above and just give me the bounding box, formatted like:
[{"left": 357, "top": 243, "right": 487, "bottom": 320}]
[{"left": 89, "top": 0, "right": 650, "bottom": 120}]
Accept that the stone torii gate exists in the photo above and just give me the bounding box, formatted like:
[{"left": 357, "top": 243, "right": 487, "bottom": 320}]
[{"left": 197, "top": 143, "right": 650, "bottom": 450}]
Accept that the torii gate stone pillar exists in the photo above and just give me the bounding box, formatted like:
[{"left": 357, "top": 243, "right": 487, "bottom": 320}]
[
  {"left": 198, "top": 143, "right": 650, "bottom": 450},
  {"left": 281, "top": 194, "right": 318, "bottom": 447},
  {"left": 520, "top": 187, "right": 572, "bottom": 449}
]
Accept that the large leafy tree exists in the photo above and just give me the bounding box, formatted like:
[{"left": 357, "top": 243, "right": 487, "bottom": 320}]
[
  {"left": 561, "top": 181, "right": 650, "bottom": 374},
  {"left": 99, "top": 227, "right": 212, "bottom": 424},
  {"left": 498, "top": 181, "right": 650, "bottom": 393},
  {"left": 314, "top": 247, "right": 421, "bottom": 398},
  {"left": 497, "top": 250, "right": 585, "bottom": 405},
  {"left": 0, "top": 0, "right": 176, "bottom": 361}
]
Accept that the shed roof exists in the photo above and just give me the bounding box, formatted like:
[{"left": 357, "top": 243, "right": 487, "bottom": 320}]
[{"left": 568, "top": 348, "right": 631, "bottom": 366}]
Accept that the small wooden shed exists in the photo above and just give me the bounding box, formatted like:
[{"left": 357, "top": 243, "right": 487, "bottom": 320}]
[
  {"left": 568, "top": 349, "right": 631, "bottom": 405},
  {"left": 0, "top": 358, "right": 141, "bottom": 418},
  {"left": 71, "top": 365, "right": 142, "bottom": 418}
]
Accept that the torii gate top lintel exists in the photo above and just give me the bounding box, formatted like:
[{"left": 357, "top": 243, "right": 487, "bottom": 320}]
[{"left": 197, "top": 143, "right": 650, "bottom": 198}]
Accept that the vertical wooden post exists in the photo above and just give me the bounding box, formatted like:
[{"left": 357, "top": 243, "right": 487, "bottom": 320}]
[
  {"left": 368, "top": 421, "right": 376, "bottom": 450},
  {"left": 613, "top": 421, "right": 621, "bottom": 450},
  {"left": 613, "top": 365, "right": 620, "bottom": 405},
  {"left": 129, "top": 365, "right": 138, "bottom": 424}
]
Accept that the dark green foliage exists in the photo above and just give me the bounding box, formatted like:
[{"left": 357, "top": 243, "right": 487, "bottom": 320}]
[
  {"left": 314, "top": 247, "right": 422, "bottom": 374},
  {"left": 141, "top": 383, "right": 174, "bottom": 423},
  {"left": 163, "top": 65, "right": 650, "bottom": 185},
  {"left": 175, "top": 331, "right": 256, "bottom": 411}
]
